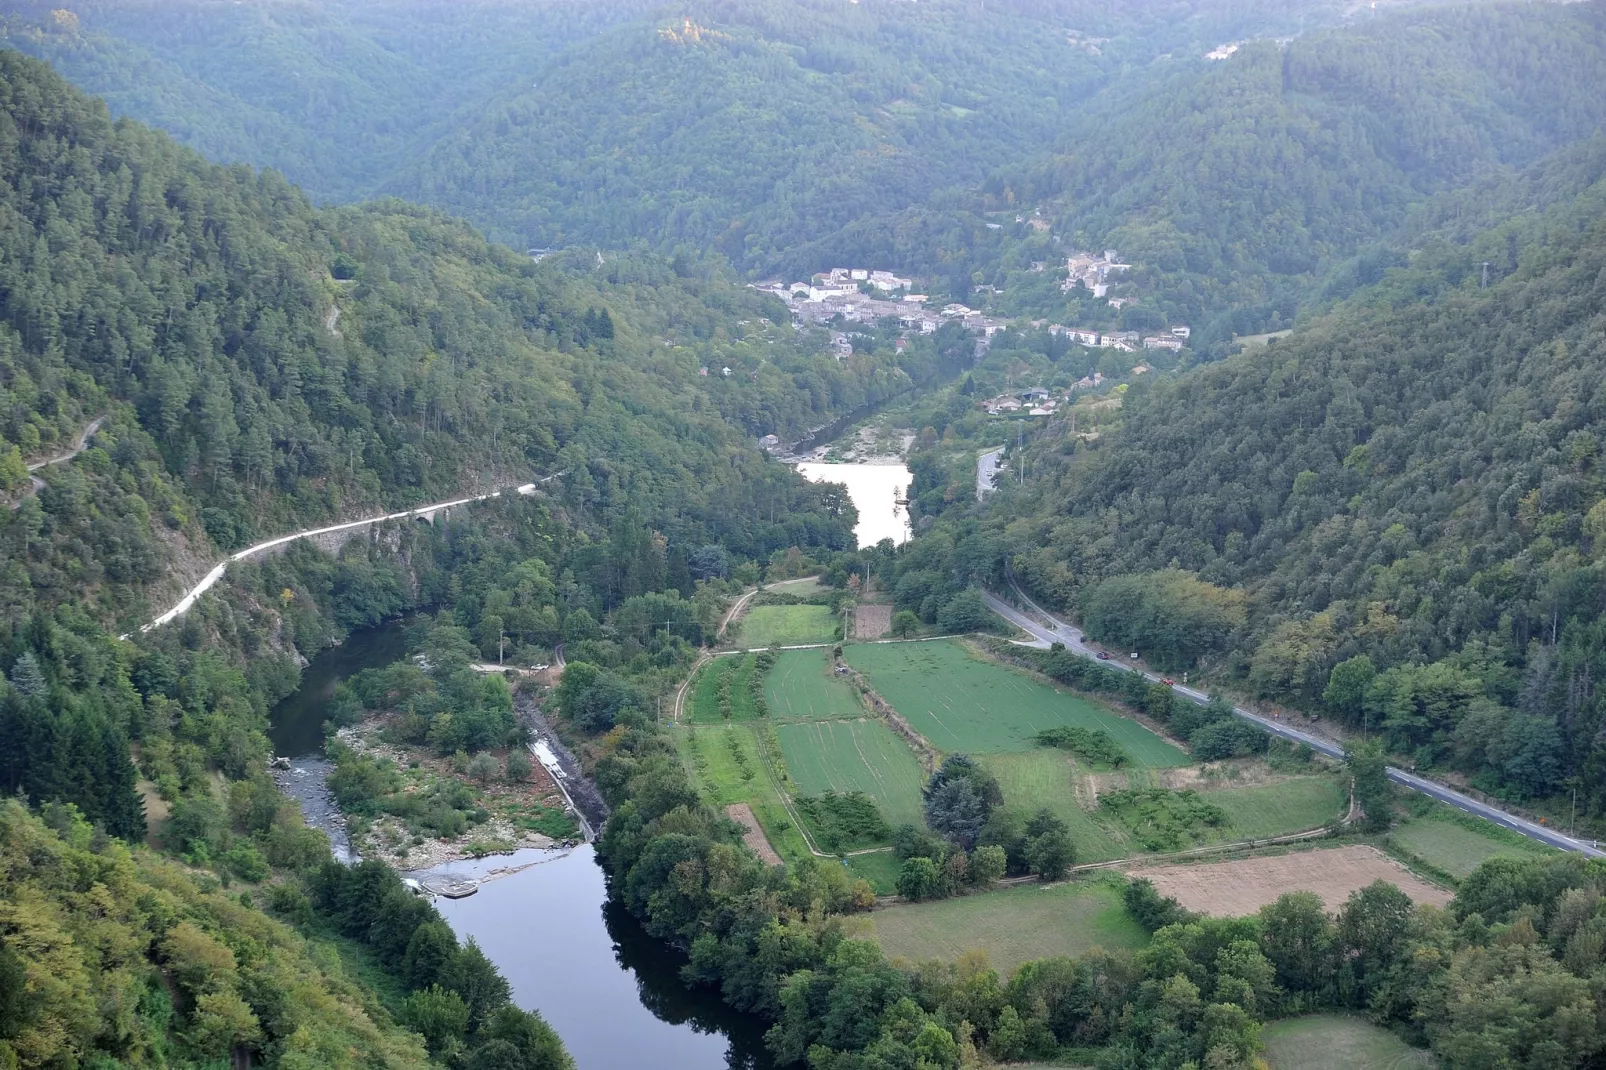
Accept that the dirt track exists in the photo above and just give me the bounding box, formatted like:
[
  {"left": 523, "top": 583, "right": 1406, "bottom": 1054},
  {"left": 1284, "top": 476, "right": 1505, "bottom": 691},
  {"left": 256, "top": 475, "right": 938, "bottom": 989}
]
[{"left": 1128, "top": 844, "right": 1452, "bottom": 916}]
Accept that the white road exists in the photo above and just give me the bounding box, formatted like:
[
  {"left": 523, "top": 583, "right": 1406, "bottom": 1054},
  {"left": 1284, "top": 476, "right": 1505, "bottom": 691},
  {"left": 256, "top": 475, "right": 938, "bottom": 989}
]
[
  {"left": 982, "top": 587, "right": 1605, "bottom": 858},
  {"left": 12, "top": 414, "right": 107, "bottom": 507},
  {"left": 976, "top": 447, "right": 1004, "bottom": 500},
  {"left": 127, "top": 473, "right": 563, "bottom": 638}
]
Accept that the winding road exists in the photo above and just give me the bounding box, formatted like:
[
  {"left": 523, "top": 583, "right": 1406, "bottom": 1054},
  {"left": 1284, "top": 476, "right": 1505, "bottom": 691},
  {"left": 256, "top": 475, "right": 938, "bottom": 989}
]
[
  {"left": 126, "top": 473, "right": 563, "bottom": 638},
  {"left": 11, "top": 414, "right": 107, "bottom": 507},
  {"left": 982, "top": 587, "right": 1606, "bottom": 859}
]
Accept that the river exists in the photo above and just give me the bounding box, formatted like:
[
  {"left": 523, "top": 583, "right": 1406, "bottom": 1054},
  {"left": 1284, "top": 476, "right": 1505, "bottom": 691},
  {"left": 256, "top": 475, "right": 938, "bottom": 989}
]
[
  {"left": 796, "top": 462, "right": 912, "bottom": 547},
  {"left": 270, "top": 622, "right": 773, "bottom": 1069}
]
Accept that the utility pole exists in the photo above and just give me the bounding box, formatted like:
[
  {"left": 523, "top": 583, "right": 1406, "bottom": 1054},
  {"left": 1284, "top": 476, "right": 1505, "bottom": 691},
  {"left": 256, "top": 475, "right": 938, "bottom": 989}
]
[
  {"left": 498, "top": 630, "right": 505, "bottom": 666},
  {"left": 1480, "top": 261, "right": 1491, "bottom": 290}
]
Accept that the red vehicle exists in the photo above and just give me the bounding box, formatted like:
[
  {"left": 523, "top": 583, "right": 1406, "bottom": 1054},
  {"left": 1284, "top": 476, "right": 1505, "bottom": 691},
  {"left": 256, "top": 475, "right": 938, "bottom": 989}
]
[
  {"left": 1161, "top": 677, "right": 1175, "bottom": 686},
  {"left": 1096, "top": 651, "right": 1111, "bottom": 660}
]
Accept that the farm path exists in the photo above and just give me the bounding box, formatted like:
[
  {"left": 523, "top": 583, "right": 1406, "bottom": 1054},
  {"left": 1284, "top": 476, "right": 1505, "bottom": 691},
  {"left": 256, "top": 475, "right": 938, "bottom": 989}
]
[{"left": 982, "top": 583, "right": 1605, "bottom": 859}]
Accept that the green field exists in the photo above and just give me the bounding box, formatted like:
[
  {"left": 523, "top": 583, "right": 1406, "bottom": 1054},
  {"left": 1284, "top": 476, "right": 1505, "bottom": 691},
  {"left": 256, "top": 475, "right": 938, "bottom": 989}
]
[
  {"left": 869, "top": 879, "right": 1148, "bottom": 975},
  {"left": 1263, "top": 1015, "right": 1434, "bottom": 1069},
  {"left": 1392, "top": 811, "right": 1557, "bottom": 879},
  {"left": 846, "top": 849, "right": 902, "bottom": 894},
  {"left": 778, "top": 719, "right": 926, "bottom": 829},
  {"left": 764, "top": 648, "right": 862, "bottom": 722},
  {"left": 676, "top": 723, "right": 811, "bottom": 863},
  {"left": 979, "top": 751, "right": 1125, "bottom": 861},
  {"left": 846, "top": 640, "right": 1187, "bottom": 765},
  {"left": 736, "top": 604, "right": 838, "bottom": 647},
  {"left": 1204, "top": 777, "right": 1348, "bottom": 840},
  {"left": 687, "top": 655, "right": 766, "bottom": 723}
]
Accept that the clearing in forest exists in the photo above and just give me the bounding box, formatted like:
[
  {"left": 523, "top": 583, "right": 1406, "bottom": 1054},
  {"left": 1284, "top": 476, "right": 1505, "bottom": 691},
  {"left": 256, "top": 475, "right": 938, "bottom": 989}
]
[
  {"left": 867, "top": 878, "right": 1148, "bottom": 975},
  {"left": 734, "top": 604, "right": 838, "bottom": 647},
  {"left": 763, "top": 648, "right": 861, "bottom": 721},
  {"left": 778, "top": 718, "right": 926, "bottom": 829},
  {"left": 1262, "top": 1015, "right": 1435, "bottom": 1069},
  {"left": 1129, "top": 844, "right": 1452, "bottom": 916},
  {"left": 845, "top": 640, "right": 1187, "bottom": 765}
]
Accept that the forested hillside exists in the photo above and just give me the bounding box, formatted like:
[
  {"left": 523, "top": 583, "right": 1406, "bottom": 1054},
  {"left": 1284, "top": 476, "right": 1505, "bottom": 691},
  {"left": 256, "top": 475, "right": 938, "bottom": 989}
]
[
  {"left": 974, "top": 2, "right": 1606, "bottom": 347},
  {"left": 0, "top": 49, "right": 888, "bottom": 631},
  {"left": 0, "top": 47, "right": 870, "bottom": 942},
  {"left": 924, "top": 135, "right": 1606, "bottom": 811}
]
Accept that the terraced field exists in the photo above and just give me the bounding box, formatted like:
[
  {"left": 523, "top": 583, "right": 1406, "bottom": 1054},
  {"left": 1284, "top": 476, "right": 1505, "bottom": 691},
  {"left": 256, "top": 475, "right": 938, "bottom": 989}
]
[
  {"left": 778, "top": 718, "right": 926, "bottom": 829},
  {"left": 845, "top": 640, "right": 1187, "bottom": 765}
]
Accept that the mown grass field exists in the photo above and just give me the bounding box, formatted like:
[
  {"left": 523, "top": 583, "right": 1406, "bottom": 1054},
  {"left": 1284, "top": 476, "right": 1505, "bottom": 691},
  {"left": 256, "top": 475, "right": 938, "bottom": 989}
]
[
  {"left": 779, "top": 718, "right": 927, "bottom": 829},
  {"left": 764, "top": 648, "right": 862, "bottom": 722},
  {"left": 736, "top": 604, "right": 838, "bottom": 647},
  {"left": 979, "top": 751, "right": 1125, "bottom": 861},
  {"left": 1262, "top": 1015, "right": 1435, "bottom": 1069},
  {"left": 846, "top": 640, "right": 1187, "bottom": 765},
  {"left": 847, "top": 850, "right": 902, "bottom": 894},
  {"left": 1204, "top": 777, "right": 1348, "bottom": 840},
  {"left": 1391, "top": 811, "right": 1557, "bottom": 879},
  {"left": 687, "top": 655, "right": 764, "bottom": 724},
  {"left": 676, "top": 723, "right": 811, "bottom": 863},
  {"left": 868, "top": 879, "right": 1148, "bottom": 975}
]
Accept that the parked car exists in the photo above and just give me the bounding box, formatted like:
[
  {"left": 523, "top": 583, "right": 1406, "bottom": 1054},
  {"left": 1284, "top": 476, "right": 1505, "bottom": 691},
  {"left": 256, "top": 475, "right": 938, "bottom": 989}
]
[{"left": 1097, "top": 651, "right": 1110, "bottom": 660}]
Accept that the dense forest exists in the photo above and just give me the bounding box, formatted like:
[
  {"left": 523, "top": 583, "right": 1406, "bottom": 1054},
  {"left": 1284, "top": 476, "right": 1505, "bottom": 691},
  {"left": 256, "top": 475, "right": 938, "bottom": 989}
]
[{"left": 895, "top": 133, "right": 1606, "bottom": 814}]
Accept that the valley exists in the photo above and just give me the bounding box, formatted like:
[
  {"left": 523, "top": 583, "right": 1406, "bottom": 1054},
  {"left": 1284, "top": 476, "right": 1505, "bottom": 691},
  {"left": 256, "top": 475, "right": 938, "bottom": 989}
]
[{"left": 5, "top": 3, "right": 1606, "bottom": 1069}]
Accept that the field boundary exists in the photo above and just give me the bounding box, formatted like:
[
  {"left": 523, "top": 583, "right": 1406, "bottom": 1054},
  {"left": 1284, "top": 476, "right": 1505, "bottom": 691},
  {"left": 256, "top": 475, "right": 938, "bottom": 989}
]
[{"left": 834, "top": 652, "right": 942, "bottom": 773}]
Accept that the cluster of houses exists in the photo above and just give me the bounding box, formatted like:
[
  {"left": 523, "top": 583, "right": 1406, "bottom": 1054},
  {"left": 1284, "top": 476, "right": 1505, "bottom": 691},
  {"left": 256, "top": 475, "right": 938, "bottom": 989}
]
[
  {"left": 1060, "top": 249, "right": 1132, "bottom": 298},
  {"left": 753, "top": 269, "right": 1011, "bottom": 358},
  {"left": 1042, "top": 323, "right": 1191, "bottom": 353}
]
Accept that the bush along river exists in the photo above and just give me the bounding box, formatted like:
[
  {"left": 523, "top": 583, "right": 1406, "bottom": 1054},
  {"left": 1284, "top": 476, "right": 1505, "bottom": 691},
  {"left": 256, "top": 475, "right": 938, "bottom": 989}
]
[{"left": 268, "top": 620, "right": 774, "bottom": 1069}]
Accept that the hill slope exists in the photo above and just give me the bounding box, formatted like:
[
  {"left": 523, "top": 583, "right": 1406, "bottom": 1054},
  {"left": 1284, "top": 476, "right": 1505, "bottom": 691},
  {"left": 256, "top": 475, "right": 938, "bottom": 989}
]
[{"left": 908, "top": 135, "right": 1606, "bottom": 808}]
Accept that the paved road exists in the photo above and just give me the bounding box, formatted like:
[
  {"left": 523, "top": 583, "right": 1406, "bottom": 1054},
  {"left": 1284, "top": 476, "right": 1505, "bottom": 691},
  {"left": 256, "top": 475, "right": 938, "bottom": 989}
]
[
  {"left": 128, "top": 471, "right": 565, "bottom": 638},
  {"left": 983, "top": 588, "right": 1605, "bottom": 859},
  {"left": 976, "top": 447, "right": 1004, "bottom": 500}
]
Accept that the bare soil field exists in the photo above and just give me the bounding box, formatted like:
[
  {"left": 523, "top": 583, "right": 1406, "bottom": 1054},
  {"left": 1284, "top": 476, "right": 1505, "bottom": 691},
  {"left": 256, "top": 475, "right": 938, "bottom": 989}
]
[
  {"left": 726, "top": 802, "right": 782, "bottom": 865},
  {"left": 855, "top": 603, "right": 892, "bottom": 639},
  {"left": 1129, "top": 844, "right": 1452, "bottom": 916}
]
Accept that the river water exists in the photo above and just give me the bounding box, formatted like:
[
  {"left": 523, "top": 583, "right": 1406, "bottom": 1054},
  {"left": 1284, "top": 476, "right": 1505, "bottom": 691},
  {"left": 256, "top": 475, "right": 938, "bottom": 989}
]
[
  {"left": 796, "top": 462, "right": 912, "bottom": 547},
  {"left": 270, "top": 623, "right": 772, "bottom": 1069}
]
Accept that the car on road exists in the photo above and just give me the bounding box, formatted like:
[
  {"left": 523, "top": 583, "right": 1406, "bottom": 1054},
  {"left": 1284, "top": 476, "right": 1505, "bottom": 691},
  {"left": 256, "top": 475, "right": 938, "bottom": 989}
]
[
  {"left": 1097, "top": 651, "right": 1110, "bottom": 660},
  {"left": 1161, "top": 678, "right": 1175, "bottom": 686}
]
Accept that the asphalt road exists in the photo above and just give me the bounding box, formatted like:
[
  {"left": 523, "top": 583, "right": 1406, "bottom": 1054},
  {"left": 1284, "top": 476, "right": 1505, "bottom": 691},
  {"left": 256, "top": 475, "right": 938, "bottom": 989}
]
[
  {"left": 982, "top": 588, "right": 1605, "bottom": 859},
  {"left": 976, "top": 447, "right": 1004, "bottom": 501}
]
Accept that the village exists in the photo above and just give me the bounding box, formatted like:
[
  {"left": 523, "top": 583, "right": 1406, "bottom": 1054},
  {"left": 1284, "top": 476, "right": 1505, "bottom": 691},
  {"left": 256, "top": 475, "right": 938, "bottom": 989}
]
[{"left": 755, "top": 254, "right": 1190, "bottom": 364}]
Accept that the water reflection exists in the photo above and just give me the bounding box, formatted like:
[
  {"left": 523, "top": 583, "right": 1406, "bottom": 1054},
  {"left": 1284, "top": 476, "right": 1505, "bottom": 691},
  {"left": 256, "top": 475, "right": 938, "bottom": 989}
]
[
  {"left": 796, "top": 462, "right": 912, "bottom": 548},
  {"left": 427, "top": 846, "right": 773, "bottom": 1069},
  {"left": 268, "top": 617, "right": 412, "bottom": 756}
]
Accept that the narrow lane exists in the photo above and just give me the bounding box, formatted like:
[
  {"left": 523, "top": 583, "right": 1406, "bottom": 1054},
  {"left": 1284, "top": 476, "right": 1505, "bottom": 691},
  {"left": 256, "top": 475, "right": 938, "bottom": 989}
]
[{"left": 982, "top": 588, "right": 1605, "bottom": 858}]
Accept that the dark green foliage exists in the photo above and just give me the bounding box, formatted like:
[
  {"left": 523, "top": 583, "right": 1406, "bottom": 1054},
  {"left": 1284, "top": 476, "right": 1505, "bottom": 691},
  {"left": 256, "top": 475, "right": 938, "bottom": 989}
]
[
  {"left": 1123, "top": 876, "right": 1194, "bottom": 932},
  {"left": 1033, "top": 725, "right": 1128, "bottom": 768},
  {"left": 1349, "top": 739, "right": 1394, "bottom": 834},
  {"left": 1023, "top": 808, "right": 1074, "bottom": 880},
  {"left": 1187, "top": 718, "right": 1269, "bottom": 761},
  {"left": 1099, "top": 788, "right": 1228, "bottom": 851},
  {"left": 796, "top": 791, "right": 889, "bottom": 853},
  {"left": 922, "top": 754, "right": 1001, "bottom": 850}
]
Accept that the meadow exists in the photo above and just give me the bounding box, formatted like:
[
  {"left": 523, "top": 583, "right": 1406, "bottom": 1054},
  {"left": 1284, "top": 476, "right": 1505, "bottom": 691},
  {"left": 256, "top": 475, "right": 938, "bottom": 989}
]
[
  {"left": 1390, "top": 807, "right": 1557, "bottom": 880},
  {"left": 778, "top": 718, "right": 926, "bottom": 829},
  {"left": 867, "top": 878, "right": 1148, "bottom": 975},
  {"left": 677, "top": 722, "right": 811, "bottom": 863},
  {"left": 978, "top": 751, "right": 1126, "bottom": 862},
  {"left": 845, "top": 640, "right": 1188, "bottom": 766},
  {"left": 1203, "top": 778, "right": 1349, "bottom": 840},
  {"left": 763, "top": 648, "right": 862, "bottom": 721},
  {"left": 735, "top": 603, "right": 838, "bottom": 647},
  {"left": 1262, "top": 1015, "right": 1435, "bottom": 1069}
]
